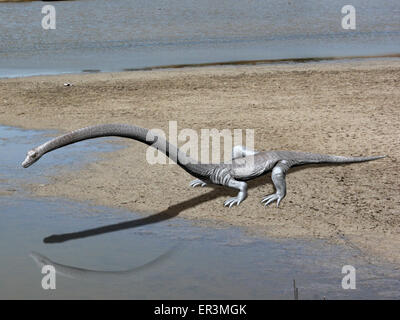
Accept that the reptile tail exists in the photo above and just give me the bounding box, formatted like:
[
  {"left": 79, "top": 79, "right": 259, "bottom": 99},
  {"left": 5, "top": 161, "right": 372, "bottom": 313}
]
[
  {"left": 287, "top": 152, "right": 386, "bottom": 165},
  {"left": 326, "top": 155, "right": 386, "bottom": 163}
]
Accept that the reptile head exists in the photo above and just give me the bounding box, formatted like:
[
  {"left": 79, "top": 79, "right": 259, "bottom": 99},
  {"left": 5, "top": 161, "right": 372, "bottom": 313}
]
[{"left": 22, "top": 149, "right": 42, "bottom": 168}]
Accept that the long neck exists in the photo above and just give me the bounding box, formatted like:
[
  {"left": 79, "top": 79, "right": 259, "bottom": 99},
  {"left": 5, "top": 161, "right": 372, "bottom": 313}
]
[{"left": 39, "top": 124, "right": 208, "bottom": 177}]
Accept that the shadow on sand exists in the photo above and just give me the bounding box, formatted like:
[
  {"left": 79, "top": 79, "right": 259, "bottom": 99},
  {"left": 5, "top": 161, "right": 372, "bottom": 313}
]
[{"left": 43, "top": 163, "right": 343, "bottom": 244}]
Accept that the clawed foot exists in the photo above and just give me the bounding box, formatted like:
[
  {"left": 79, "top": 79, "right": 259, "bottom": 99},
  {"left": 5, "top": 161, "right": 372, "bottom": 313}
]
[
  {"left": 189, "top": 179, "right": 207, "bottom": 188},
  {"left": 224, "top": 196, "right": 243, "bottom": 208},
  {"left": 261, "top": 193, "right": 284, "bottom": 207}
]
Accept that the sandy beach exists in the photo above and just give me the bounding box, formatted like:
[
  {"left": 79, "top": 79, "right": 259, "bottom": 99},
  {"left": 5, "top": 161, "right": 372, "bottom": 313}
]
[{"left": 1, "top": 59, "right": 399, "bottom": 264}]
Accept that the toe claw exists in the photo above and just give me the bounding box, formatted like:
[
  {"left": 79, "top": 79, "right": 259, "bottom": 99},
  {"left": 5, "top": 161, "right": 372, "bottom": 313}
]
[
  {"left": 264, "top": 198, "right": 275, "bottom": 207},
  {"left": 261, "top": 193, "right": 284, "bottom": 207},
  {"left": 224, "top": 196, "right": 244, "bottom": 208},
  {"left": 190, "top": 179, "right": 207, "bottom": 188}
]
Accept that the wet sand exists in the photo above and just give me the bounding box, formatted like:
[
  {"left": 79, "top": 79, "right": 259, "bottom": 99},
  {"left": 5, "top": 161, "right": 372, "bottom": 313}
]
[{"left": 0, "top": 59, "right": 399, "bottom": 264}]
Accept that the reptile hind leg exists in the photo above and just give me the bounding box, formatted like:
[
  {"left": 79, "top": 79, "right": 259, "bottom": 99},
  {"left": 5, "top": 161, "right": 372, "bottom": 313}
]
[
  {"left": 261, "top": 160, "right": 290, "bottom": 207},
  {"left": 224, "top": 179, "right": 248, "bottom": 208}
]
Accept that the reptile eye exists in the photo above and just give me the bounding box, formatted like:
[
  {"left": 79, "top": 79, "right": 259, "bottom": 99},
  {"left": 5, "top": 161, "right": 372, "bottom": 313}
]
[{"left": 31, "top": 153, "right": 37, "bottom": 158}]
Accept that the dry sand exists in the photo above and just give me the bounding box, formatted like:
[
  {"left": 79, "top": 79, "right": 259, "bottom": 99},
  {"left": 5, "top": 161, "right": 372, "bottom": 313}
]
[{"left": 0, "top": 59, "right": 399, "bottom": 263}]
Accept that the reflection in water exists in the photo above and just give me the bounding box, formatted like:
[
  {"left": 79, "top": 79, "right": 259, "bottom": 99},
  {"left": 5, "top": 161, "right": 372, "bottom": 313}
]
[{"left": 29, "top": 246, "right": 178, "bottom": 282}]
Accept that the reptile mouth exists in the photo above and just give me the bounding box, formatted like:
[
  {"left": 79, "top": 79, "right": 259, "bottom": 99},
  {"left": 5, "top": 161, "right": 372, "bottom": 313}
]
[{"left": 21, "top": 159, "right": 31, "bottom": 168}]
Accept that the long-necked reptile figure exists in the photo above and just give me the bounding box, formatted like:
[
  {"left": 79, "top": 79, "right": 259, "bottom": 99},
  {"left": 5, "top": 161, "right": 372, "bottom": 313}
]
[{"left": 22, "top": 124, "right": 385, "bottom": 208}]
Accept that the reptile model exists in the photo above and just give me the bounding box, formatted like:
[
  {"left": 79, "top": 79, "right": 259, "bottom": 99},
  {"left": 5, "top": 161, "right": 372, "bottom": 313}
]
[{"left": 22, "top": 124, "right": 385, "bottom": 208}]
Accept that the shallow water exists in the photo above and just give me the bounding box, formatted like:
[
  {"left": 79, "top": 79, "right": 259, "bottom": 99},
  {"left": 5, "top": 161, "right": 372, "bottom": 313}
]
[
  {"left": 1, "top": 125, "right": 400, "bottom": 299},
  {"left": 1, "top": 0, "right": 399, "bottom": 77}
]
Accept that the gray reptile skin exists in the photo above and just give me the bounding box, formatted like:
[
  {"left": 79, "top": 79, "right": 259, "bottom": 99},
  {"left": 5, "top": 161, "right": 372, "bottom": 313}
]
[{"left": 22, "top": 124, "right": 385, "bottom": 208}]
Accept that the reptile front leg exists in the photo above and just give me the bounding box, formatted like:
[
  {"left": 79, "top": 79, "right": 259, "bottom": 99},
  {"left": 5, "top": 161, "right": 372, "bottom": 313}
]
[
  {"left": 190, "top": 167, "right": 248, "bottom": 207},
  {"left": 261, "top": 160, "right": 290, "bottom": 207},
  {"left": 224, "top": 179, "right": 248, "bottom": 208}
]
